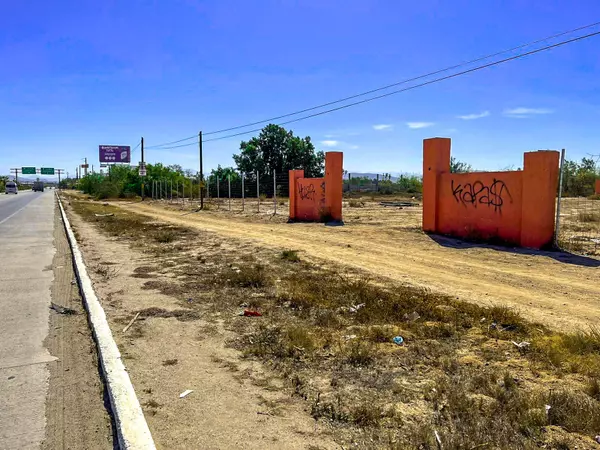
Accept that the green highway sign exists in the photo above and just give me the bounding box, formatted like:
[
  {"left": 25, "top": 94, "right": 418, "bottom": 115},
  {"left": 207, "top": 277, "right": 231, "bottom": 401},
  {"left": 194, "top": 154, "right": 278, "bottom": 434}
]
[
  {"left": 40, "top": 168, "right": 55, "bottom": 175},
  {"left": 22, "top": 167, "right": 36, "bottom": 175}
]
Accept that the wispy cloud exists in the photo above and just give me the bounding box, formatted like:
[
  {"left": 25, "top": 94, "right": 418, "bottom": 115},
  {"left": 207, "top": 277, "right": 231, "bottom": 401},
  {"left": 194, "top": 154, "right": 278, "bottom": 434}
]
[
  {"left": 406, "top": 122, "right": 434, "bottom": 129},
  {"left": 321, "top": 140, "right": 339, "bottom": 147},
  {"left": 503, "top": 107, "right": 553, "bottom": 118},
  {"left": 457, "top": 111, "right": 490, "bottom": 120},
  {"left": 373, "top": 124, "right": 392, "bottom": 131}
]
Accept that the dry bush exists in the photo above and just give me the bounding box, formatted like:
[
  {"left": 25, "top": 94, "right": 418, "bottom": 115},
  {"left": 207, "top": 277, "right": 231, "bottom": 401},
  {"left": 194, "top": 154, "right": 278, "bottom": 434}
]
[
  {"left": 578, "top": 211, "right": 600, "bottom": 222},
  {"left": 280, "top": 249, "right": 300, "bottom": 262}
]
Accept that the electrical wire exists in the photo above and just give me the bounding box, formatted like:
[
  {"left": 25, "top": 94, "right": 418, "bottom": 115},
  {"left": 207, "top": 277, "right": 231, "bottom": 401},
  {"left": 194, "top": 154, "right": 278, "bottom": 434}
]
[
  {"left": 201, "top": 29, "right": 600, "bottom": 143},
  {"left": 147, "top": 26, "right": 600, "bottom": 149},
  {"left": 201, "top": 21, "right": 600, "bottom": 137}
]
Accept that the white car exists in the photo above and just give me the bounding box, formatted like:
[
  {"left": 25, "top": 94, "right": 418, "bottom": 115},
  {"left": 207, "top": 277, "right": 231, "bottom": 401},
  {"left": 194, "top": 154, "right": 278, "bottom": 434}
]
[{"left": 5, "top": 181, "right": 18, "bottom": 194}]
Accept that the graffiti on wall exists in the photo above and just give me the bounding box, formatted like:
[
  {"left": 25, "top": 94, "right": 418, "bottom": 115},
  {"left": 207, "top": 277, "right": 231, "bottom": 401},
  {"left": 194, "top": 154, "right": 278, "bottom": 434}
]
[
  {"left": 298, "top": 183, "right": 316, "bottom": 200},
  {"left": 451, "top": 179, "right": 512, "bottom": 212}
]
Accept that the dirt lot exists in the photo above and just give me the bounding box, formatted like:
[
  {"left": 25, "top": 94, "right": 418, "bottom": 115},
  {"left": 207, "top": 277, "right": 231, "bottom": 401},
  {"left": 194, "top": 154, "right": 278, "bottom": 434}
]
[
  {"left": 60, "top": 193, "right": 600, "bottom": 449},
  {"left": 114, "top": 197, "right": 600, "bottom": 332}
]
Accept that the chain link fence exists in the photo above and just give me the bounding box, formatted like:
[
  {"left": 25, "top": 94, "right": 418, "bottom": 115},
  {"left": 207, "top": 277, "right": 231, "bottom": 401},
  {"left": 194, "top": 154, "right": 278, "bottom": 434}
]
[
  {"left": 555, "top": 150, "right": 600, "bottom": 257},
  {"left": 149, "top": 171, "right": 290, "bottom": 215}
]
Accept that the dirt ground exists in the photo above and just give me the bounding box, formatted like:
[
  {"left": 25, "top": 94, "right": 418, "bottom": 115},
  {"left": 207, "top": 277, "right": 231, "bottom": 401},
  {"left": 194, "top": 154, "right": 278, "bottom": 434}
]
[
  {"left": 61, "top": 198, "right": 337, "bottom": 449},
  {"left": 112, "top": 198, "right": 600, "bottom": 332},
  {"left": 42, "top": 203, "right": 114, "bottom": 449}
]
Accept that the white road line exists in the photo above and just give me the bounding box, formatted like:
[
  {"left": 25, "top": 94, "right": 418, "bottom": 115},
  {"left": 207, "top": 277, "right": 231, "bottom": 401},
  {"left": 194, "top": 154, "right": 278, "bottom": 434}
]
[{"left": 0, "top": 204, "right": 31, "bottom": 226}]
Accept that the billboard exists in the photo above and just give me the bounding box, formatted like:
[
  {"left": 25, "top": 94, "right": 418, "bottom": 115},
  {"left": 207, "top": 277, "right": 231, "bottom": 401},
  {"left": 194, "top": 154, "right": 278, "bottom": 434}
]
[{"left": 99, "top": 145, "right": 131, "bottom": 163}]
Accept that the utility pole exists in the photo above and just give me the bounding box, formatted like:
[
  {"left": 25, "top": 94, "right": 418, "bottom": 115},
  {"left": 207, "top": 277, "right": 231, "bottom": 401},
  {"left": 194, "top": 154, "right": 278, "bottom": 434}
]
[
  {"left": 141, "top": 137, "right": 145, "bottom": 200},
  {"left": 84, "top": 157, "right": 88, "bottom": 177},
  {"left": 57, "top": 169, "right": 64, "bottom": 187},
  {"left": 10, "top": 168, "right": 20, "bottom": 184},
  {"left": 199, "top": 131, "right": 204, "bottom": 210}
]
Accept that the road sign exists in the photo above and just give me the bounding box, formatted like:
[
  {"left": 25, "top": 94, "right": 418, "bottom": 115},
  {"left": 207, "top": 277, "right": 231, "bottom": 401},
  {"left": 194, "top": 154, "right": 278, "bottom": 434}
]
[
  {"left": 80, "top": 164, "right": 89, "bottom": 169},
  {"left": 40, "top": 167, "right": 55, "bottom": 175},
  {"left": 99, "top": 145, "right": 131, "bottom": 163},
  {"left": 199, "top": 181, "right": 206, "bottom": 189},
  {"left": 139, "top": 168, "right": 147, "bottom": 176},
  {"left": 22, "top": 167, "right": 36, "bottom": 174}
]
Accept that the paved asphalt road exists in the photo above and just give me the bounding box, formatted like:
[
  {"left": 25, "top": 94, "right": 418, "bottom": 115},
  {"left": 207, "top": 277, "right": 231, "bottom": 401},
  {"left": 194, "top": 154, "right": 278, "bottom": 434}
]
[{"left": 0, "top": 190, "right": 57, "bottom": 449}]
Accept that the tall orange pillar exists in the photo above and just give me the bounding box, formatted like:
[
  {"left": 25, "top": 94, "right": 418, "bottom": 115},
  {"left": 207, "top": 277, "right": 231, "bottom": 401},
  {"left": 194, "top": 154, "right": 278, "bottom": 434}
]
[
  {"left": 324, "top": 152, "right": 343, "bottom": 221},
  {"left": 595, "top": 179, "right": 600, "bottom": 195},
  {"left": 520, "top": 151, "right": 560, "bottom": 249},
  {"left": 422, "top": 138, "right": 451, "bottom": 233},
  {"left": 288, "top": 169, "right": 304, "bottom": 220}
]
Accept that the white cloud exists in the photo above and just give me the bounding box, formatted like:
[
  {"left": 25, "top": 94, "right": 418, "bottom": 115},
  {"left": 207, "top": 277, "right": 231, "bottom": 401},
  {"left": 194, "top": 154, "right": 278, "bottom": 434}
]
[
  {"left": 406, "top": 122, "right": 434, "bottom": 129},
  {"left": 373, "top": 124, "right": 392, "bottom": 131},
  {"left": 503, "top": 107, "right": 553, "bottom": 118},
  {"left": 457, "top": 111, "right": 490, "bottom": 120},
  {"left": 321, "top": 140, "right": 339, "bottom": 147}
]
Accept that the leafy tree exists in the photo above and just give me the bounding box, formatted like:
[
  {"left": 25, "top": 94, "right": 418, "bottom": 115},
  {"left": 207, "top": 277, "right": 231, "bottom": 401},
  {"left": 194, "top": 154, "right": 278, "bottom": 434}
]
[
  {"left": 562, "top": 157, "right": 598, "bottom": 197},
  {"left": 209, "top": 165, "right": 240, "bottom": 183},
  {"left": 450, "top": 157, "right": 473, "bottom": 173},
  {"left": 233, "top": 124, "right": 324, "bottom": 177}
]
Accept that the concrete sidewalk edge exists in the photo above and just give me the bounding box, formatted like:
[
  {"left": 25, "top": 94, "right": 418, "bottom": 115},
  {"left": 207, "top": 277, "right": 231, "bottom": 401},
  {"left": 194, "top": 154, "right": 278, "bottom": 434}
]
[{"left": 56, "top": 193, "right": 156, "bottom": 450}]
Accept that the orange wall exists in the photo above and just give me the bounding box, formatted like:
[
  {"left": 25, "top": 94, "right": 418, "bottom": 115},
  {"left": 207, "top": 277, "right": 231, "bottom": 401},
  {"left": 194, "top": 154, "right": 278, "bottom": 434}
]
[
  {"left": 438, "top": 171, "right": 523, "bottom": 245},
  {"left": 288, "top": 152, "right": 343, "bottom": 222},
  {"left": 596, "top": 180, "right": 600, "bottom": 195},
  {"left": 423, "top": 138, "right": 559, "bottom": 249}
]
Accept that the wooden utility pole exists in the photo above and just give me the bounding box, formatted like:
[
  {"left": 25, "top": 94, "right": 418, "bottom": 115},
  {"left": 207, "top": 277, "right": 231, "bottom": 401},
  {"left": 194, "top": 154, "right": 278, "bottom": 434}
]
[{"left": 141, "top": 137, "right": 145, "bottom": 200}]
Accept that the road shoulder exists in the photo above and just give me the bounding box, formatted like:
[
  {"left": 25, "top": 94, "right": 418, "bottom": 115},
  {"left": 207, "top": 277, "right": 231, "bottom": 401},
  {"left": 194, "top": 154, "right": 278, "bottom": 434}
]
[{"left": 42, "top": 199, "right": 114, "bottom": 450}]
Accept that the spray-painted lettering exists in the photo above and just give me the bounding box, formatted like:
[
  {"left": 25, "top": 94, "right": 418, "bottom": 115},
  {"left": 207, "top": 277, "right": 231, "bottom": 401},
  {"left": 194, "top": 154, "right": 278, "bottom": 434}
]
[
  {"left": 451, "top": 179, "right": 512, "bottom": 212},
  {"left": 298, "top": 183, "right": 316, "bottom": 201}
]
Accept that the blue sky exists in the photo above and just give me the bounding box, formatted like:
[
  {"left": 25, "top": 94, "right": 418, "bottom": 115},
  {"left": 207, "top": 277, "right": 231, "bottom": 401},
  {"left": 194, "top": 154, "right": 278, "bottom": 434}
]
[{"left": 2, "top": 0, "right": 600, "bottom": 178}]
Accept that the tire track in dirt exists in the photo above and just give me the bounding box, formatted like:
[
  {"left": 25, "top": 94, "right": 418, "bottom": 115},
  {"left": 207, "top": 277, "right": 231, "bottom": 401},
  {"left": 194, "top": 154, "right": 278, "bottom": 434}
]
[{"left": 117, "top": 202, "right": 600, "bottom": 331}]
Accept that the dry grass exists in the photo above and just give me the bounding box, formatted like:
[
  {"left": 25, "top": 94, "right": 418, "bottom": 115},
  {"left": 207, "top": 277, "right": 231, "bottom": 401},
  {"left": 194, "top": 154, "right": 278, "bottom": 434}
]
[
  {"left": 578, "top": 211, "right": 600, "bottom": 223},
  {"left": 280, "top": 249, "right": 300, "bottom": 262},
  {"left": 68, "top": 193, "right": 600, "bottom": 449}
]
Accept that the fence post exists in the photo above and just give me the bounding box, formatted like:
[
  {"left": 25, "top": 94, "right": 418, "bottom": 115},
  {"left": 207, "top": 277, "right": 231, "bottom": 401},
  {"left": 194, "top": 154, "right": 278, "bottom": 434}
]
[
  {"left": 176, "top": 181, "right": 179, "bottom": 202},
  {"left": 183, "top": 182, "right": 185, "bottom": 205},
  {"left": 228, "top": 174, "right": 231, "bottom": 211},
  {"left": 273, "top": 170, "right": 277, "bottom": 215},
  {"left": 217, "top": 176, "right": 220, "bottom": 200},
  {"left": 242, "top": 172, "right": 245, "bottom": 211},
  {"left": 170, "top": 180, "right": 173, "bottom": 202},
  {"left": 257, "top": 171, "right": 260, "bottom": 213},
  {"left": 554, "top": 148, "right": 566, "bottom": 247}
]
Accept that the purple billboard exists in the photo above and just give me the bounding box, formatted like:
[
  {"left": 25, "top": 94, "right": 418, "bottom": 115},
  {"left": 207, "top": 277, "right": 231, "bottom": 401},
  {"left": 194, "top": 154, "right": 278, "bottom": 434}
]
[{"left": 99, "top": 145, "right": 131, "bottom": 163}]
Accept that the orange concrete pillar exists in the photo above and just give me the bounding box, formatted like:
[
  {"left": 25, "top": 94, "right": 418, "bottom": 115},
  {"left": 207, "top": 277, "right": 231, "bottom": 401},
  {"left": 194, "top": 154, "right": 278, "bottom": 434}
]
[
  {"left": 595, "top": 179, "right": 600, "bottom": 195},
  {"left": 288, "top": 169, "right": 304, "bottom": 220},
  {"left": 324, "top": 152, "right": 343, "bottom": 221},
  {"left": 520, "top": 151, "right": 560, "bottom": 249},
  {"left": 422, "top": 138, "right": 451, "bottom": 233}
]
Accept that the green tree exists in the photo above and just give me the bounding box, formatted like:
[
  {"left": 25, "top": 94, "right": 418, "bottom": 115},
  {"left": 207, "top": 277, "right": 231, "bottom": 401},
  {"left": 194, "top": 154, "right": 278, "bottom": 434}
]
[
  {"left": 450, "top": 157, "right": 473, "bottom": 173},
  {"left": 209, "top": 165, "right": 240, "bottom": 183},
  {"left": 233, "top": 124, "right": 324, "bottom": 177},
  {"left": 562, "top": 157, "right": 598, "bottom": 197}
]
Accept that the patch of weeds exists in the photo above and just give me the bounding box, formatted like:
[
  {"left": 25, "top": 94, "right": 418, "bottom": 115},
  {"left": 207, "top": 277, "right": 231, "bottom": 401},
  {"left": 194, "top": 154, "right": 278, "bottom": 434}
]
[
  {"left": 162, "top": 358, "right": 178, "bottom": 366},
  {"left": 224, "top": 264, "right": 270, "bottom": 288},
  {"left": 531, "top": 327, "right": 600, "bottom": 375},
  {"left": 578, "top": 211, "right": 600, "bottom": 223},
  {"left": 313, "top": 309, "right": 343, "bottom": 328},
  {"left": 280, "top": 249, "right": 300, "bottom": 262},
  {"left": 348, "top": 200, "right": 365, "bottom": 208},
  {"left": 154, "top": 230, "right": 176, "bottom": 243},
  {"left": 586, "top": 378, "right": 600, "bottom": 400},
  {"left": 546, "top": 389, "right": 600, "bottom": 434},
  {"left": 345, "top": 341, "right": 375, "bottom": 367},
  {"left": 144, "top": 399, "right": 161, "bottom": 409},
  {"left": 350, "top": 403, "right": 383, "bottom": 427}
]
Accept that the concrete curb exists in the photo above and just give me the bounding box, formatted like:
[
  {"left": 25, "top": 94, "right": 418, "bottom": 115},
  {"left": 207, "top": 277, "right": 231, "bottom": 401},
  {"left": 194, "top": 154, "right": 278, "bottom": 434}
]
[{"left": 56, "top": 193, "right": 156, "bottom": 450}]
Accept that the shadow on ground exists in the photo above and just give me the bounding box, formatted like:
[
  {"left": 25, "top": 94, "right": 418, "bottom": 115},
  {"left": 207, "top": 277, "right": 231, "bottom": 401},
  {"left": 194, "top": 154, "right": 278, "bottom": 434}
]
[{"left": 428, "top": 234, "right": 600, "bottom": 268}]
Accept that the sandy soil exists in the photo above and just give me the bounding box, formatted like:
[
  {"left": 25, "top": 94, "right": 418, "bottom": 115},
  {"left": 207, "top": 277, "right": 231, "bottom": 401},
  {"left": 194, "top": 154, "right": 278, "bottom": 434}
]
[
  {"left": 43, "top": 203, "right": 114, "bottom": 449},
  {"left": 112, "top": 200, "right": 600, "bottom": 332},
  {"left": 62, "top": 200, "right": 337, "bottom": 449}
]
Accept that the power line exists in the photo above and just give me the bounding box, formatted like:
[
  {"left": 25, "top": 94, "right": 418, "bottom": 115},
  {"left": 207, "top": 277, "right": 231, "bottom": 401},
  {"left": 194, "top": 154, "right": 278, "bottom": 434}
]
[
  {"left": 202, "top": 29, "right": 600, "bottom": 143},
  {"left": 148, "top": 27, "right": 600, "bottom": 149},
  {"left": 202, "top": 21, "right": 600, "bottom": 137}
]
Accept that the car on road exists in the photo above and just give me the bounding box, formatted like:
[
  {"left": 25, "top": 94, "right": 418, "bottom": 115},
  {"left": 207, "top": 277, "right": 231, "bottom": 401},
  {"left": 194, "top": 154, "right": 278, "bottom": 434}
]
[
  {"left": 33, "top": 181, "right": 44, "bottom": 192},
  {"left": 5, "top": 181, "right": 18, "bottom": 194}
]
